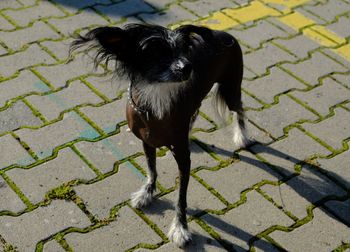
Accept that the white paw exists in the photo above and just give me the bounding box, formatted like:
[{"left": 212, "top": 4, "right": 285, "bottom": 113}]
[
  {"left": 130, "top": 185, "right": 153, "bottom": 208},
  {"left": 233, "top": 124, "right": 249, "bottom": 149},
  {"left": 168, "top": 218, "right": 191, "bottom": 248}
]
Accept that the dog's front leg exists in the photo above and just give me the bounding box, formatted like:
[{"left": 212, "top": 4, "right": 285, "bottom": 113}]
[
  {"left": 131, "top": 142, "right": 157, "bottom": 208},
  {"left": 168, "top": 142, "right": 191, "bottom": 247}
]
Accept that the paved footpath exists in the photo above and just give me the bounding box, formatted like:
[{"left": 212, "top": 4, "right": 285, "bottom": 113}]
[{"left": 0, "top": 0, "right": 349, "bottom": 251}]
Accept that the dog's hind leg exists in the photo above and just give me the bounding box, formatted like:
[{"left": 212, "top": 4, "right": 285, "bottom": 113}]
[
  {"left": 131, "top": 142, "right": 157, "bottom": 208},
  {"left": 168, "top": 141, "right": 191, "bottom": 247}
]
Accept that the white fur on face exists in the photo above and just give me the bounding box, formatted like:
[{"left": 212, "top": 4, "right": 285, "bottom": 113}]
[{"left": 134, "top": 81, "right": 186, "bottom": 119}]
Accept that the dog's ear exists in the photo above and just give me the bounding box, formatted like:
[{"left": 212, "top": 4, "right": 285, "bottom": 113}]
[{"left": 176, "top": 25, "right": 235, "bottom": 47}]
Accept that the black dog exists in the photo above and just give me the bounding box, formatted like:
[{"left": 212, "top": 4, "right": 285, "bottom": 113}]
[{"left": 70, "top": 23, "right": 248, "bottom": 247}]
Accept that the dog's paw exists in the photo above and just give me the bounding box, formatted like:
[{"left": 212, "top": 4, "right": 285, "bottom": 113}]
[
  {"left": 168, "top": 218, "right": 192, "bottom": 248},
  {"left": 130, "top": 185, "right": 153, "bottom": 208}
]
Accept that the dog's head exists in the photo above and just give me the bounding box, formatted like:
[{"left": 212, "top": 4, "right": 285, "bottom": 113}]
[{"left": 70, "top": 24, "right": 219, "bottom": 83}]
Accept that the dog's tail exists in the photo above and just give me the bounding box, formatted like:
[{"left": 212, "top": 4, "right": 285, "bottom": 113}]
[{"left": 212, "top": 83, "right": 250, "bottom": 149}]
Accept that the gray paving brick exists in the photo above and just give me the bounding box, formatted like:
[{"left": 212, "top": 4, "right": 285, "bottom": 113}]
[
  {"left": 302, "top": 107, "right": 350, "bottom": 150},
  {"left": 260, "top": 166, "right": 346, "bottom": 219},
  {"left": 243, "top": 67, "right": 306, "bottom": 105},
  {"left": 0, "top": 21, "right": 60, "bottom": 51},
  {"left": 302, "top": 0, "right": 350, "bottom": 24},
  {"left": 0, "top": 134, "right": 35, "bottom": 169},
  {"left": 145, "top": 0, "right": 177, "bottom": 10},
  {"left": 281, "top": 51, "right": 348, "bottom": 86},
  {"left": 321, "top": 48, "right": 350, "bottom": 70},
  {"left": 137, "top": 221, "right": 226, "bottom": 251},
  {"left": 95, "top": 0, "right": 155, "bottom": 23},
  {"left": 52, "top": 0, "right": 111, "bottom": 12},
  {"left": 17, "top": 0, "right": 36, "bottom": 6},
  {"left": 0, "top": 176, "right": 26, "bottom": 213},
  {"left": 48, "top": 10, "right": 109, "bottom": 36},
  {"left": 324, "top": 199, "right": 350, "bottom": 226},
  {"left": 0, "top": 45, "right": 7, "bottom": 55},
  {"left": 192, "top": 114, "right": 215, "bottom": 131},
  {"left": 40, "top": 38, "right": 73, "bottom": 61},
  {"left": 202, "top": 191, "right": 294, "bottom": 251},
  {"left": 134, "top": 142, "right": 219, "bottom": 189},
  {"left": 0, "top": 1, "right": 22, "bottom": 9},
  {"left": 194, "top": 122, "right": 272, "bottom": 160},
  {"left": 228, "top": 20, "right": 291, "bottom": 50},
  {"left": 197, "top": 151, "right": 281, "bottom": 203},
  {"left": 65, "top": 206, "right": 162, "bottom": 251},
  {"left": 16, "top": 111, "right": 100, "bottom": 159},
  {"left": 0, "top": 200, "right": 91, "bottom": 251},
  {"left": 75, "top": 128, "right": 141, "bottom": 174},
  {"left": 142, "top": 178, "right": 226, "bottom": 234},
  {"left": 139, "top": 4, "right": 197, "bottom": 27},
  {"left": 290, "top": 78, "right": 350, "bottom": 116},
  {"left": 43, "top": 240, "right": 65, "bottom": 252},
  {"left": 270, "top": 208, "right": 350, "bottom": 252},
  {"left": 274, "top": 34, "right": 320, "bottom": 59},
  {"left": 326, "top": 16, "right": 350, "bottom": 38},
  {"left": 0, "top": 101, "right": 42, "bottom": 134},
  {"left": 252, "top": 128, "right": 331, "bottom": 176},
  {"left": 35, "top": 54, "right": 104, "bottom": 88},
  {"left": 252, "top": 238, "right": 279, "bottom": 252},
  {"left": 0, "top": 44, "right": 55, "bottom": 78},
  {"left": 27, "top": 80, "right": 103, "bottom": 121},
  {"left": 75, "top": 162, "right": 144, "bottom": 219},
  {"left": 181, "top": 0, "right": 236, "bottom": 16},
  {"left": 79, "top": 99, "right": 126, "bottom": 134},
  {"left": 244, "top": 43, "right": 297, "bottom": 77},
  {"left": 0, "top": 15, "right": 14, "bottom": 30},
  {"left": 332, "top": 73, "right": 350, "bottom": 88},
  {"left": 83, "top": 75, "right": 129, "bottom": 100},
  {"left": 317, "top": 149, "right": 350, "bottom": 190},
  {"left": 4, "top": 1, "right": 66, "bottom": 27},
  {"left": 6, "top": 148, "right": 96, "bottom": 205},
  {"left": 247, "top": 95, "right": 318, "bottom": 138},
  {"left": 0, "top": 70, "right": 51, "bottom": 108}
]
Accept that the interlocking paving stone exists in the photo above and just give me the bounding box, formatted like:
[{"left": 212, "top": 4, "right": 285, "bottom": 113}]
[
  {"left": 0, "top": 21, "right": 60, "bottom": 51},
  {"left": 281, "top": 51, "right": 348, "bottom": 86},
  {"left": 0, "top": 200, "right": 91, "bottom": 251},
  {"left": 302, "top": 107, "right": 350, "bottom": 151},
  {"left": 252, "top": 238, "right": 279, "bottom": 252},
  {"left": 136, "top": 221, "right": 226, "bottom": 251},
  {"left": 260, "top": 165, "right": 347, "bottom": 219},
  {"left": 273, "top": 34, "right": 320, "bottom": 59},
  {"left": 0, "top": 15, "right": 14, "bottom": 30},
  {"left": 192, "top": 114, "right": 215, "bottom": 131},
  {"left": 270, "top": 208, "right": 350, "bottom": 251},
  {"left": 74, "top": 128, "right": 141, "bottom": 174},
  {"left": 244, "top": 43, "right": 297, "bottom": 77},
  {"left": 252, "top": 128, "right": 331, "bottom": 176},
  {"left": 317, "top": 149, "right": 350, "bottom": 190},
  {"left": 65, "top": 206, "right": 162, "bottom": 251},
  {"left": 326, "top": 15, "right": 350, "bottom": 38},
  {"left": 197, "top": 151, "right": 282, "bottom": 203},
  {"left": 0, "top": 100, "right": 43, "bottom": 134},
  {"left": 48, "top": 10, "right": 109, "bottom": 36},
  {"left": 146, "top": 0, "right": 180, "bottom": 10},
  {"left": 79, "top": 98, "right": 126, "bottom": 134},
  {"left": 51, "top": 0, "right": 111, "bottom": 12},
  {"left": 42, "top": 240, "right": 65, "bottom": 252},
  {"left": 3, "top": 1, "right": 66, "bottom": 27},
  {"left": 16, "top": 111, "right": 100, "bottom": 159},
  {"left": 0, "top": 44, "right": 55, "bottom": 78},
  {"left": 228, "top": 20, "right": 291, "bottom": 50},
  {"left": 134, "top": 142, "right": 219, "bottom": 189},
  {"left": 243, "top": 67, "right": 306, "bottom": 105},
  {"left": 0, "top": 176, "right": 26, "bottom": 213},
  {"left": 181, "top": 0, "right": 236, "bottom": 16},
  {"left": 40, "top": 38, "right": 73, "bottom": 61},
  {"left": 142, "top": 178, "right": 226, "bottom": 234},
  {"left": 0, "top": 134, "right": 35, "bottom": 169},
  {"left": 202, "top": 191, "right": 294, "bottom": 251},
  {"left": 246, "top": 95, "right": 319, "bottom": 138},
  {"left": 0, "top": 1, "right": 22, "bottom": 8},
  {"left": 0, "top": 70, "right": 51, "bottom": 108},
  {"left": 324, "top": 199, "right": 350, "bottom": 226},
  {"left": 27, "top": 80, "right": 103, "bottom": 121},
  {"left": 95, "top": 0, "right": 155, "bottom": 23},
  {"left": 74, "top": 162, "right": 144, "bottom": 219},
  {"left": 139, "top": 4, "right": 197, "bottom": 27},
  {"left": 35, "top": 54, "right": 103, "bottom": 88},
  {"left": 290, "top": 77, "right": 350, "bottom": 116},
  {"left": 332, "top": 73, "right": 350, "bottom": 88},
  {"left": 6, "top": 148, "right": 96, "bottom": 205}
]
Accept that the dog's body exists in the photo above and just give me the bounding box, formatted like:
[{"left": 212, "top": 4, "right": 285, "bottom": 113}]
[{"left": 71, "top": 23, "right": 248, "bottom": 247}]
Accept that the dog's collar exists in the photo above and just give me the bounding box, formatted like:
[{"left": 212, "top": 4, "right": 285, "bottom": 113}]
[{"left": 127, "top": 83, "right": 150, "bottom": 120}]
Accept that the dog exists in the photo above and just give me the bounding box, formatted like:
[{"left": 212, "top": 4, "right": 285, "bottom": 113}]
[{"left": 70, "top": 23, "right": 249, "bottom": 247}]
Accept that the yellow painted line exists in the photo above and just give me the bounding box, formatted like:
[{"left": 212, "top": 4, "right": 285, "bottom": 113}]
[
  {"left": 333, "top": 44, "right": 350, "bottom": 62},
  {"left": 278, "top": 12, "right": 315, "bottom": 30},
  {"left": 222, "top": 1, "right": 280, "bottom": 24},
  {"left": 196, "top": 12, "right": 239, "bottom": 30}
]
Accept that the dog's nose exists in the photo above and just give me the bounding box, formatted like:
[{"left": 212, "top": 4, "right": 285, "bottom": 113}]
[{"left": 182, "top": 62, "right": 192, "bottom": 77}]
